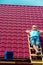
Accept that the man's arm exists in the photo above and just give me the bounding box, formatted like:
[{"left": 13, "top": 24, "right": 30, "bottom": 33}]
[
  {"left": 25, "top": 30, "right": 30, "bottom": 37},
  {"left": 25, "top": 30, "right": 30, "bottom": 34},
  {"left": 25, "top": 30, "right": 30, "bottom": 43},
  {"left": 39, "top": 30, "right": 43, "bottom": 34}
]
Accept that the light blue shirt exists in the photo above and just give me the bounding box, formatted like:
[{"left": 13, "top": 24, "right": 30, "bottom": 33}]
[{"left": 30, "top": 30, "right": 39, "bottom": 38}]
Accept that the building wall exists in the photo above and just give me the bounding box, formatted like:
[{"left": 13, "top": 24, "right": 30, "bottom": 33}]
[{"left": 0, "top": 4, "right": 43, "bottom": 58}]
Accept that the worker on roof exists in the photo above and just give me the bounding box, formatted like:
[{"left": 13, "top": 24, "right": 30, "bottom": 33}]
[{"left": 26, "top": 25, "right": 43, "bottom": 54}]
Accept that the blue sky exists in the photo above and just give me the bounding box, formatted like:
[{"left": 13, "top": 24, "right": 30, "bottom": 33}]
[{"left": 0, "top": 0, "right": 43, "bottom": 6}]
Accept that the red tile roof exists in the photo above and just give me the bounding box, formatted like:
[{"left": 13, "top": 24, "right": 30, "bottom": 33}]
[{"left": 0, "top": 4, "right": 43, "bottom": 58}]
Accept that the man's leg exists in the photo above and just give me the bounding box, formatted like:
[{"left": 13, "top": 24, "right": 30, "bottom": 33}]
[
  {"left": 36, "top": 46, "right": 38, "bottom": 50},
  {"left": 30, "top": 38, "right": 38, "bottom": 52},
  {"left": 36, "top": 37, "right": 40, "bottom": 50},
  {"left": 33, "top": 44, "right": 41, "bottom": 54},
  {"left": 33, "top": 45, "right": 38, "bottom": 52},
  {"left": 30, "top": 37, "right": 41, "bottom": 54}
]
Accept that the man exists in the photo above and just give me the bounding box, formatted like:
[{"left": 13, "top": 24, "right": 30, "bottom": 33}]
[{"left": 26, "top": 25, "right": 43, "bottom": 54}]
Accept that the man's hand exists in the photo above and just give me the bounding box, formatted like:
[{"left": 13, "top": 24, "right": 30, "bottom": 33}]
[
  {"left": 25, "top": 30, "right": 30, "bottom": 33},
  {"left": 39, "top": 30, "right": 43, "bottom": 34}
]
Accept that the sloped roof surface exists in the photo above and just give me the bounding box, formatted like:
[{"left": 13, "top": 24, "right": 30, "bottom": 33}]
[{"left": 0, "top": 5, "right": 43, "bottom": 58}]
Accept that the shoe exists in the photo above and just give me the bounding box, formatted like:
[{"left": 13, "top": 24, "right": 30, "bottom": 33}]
[{"left": 36, "top": 51, "right": 41, "bottom": 55}]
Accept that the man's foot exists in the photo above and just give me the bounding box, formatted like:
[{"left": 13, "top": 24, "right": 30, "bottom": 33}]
[{"left": 36, "top": 51, "right": 41, "bottom": 55}]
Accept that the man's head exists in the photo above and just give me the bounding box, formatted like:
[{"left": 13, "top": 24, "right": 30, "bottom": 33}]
[{"left": 32, "top": 25, "right": 37, "bottom": 30}]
